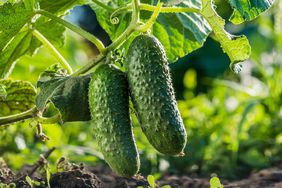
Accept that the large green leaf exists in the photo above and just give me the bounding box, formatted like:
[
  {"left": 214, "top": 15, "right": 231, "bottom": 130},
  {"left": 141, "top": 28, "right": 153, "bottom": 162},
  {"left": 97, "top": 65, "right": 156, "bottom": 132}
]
[
  {"left": 152, "top": 7, "right": 211, "bottom": 60},
  {"left": 36, "top": 65, "right": 91, "bottom": 122},
  {"left": 0, "top": 2, "right": 34, "bottom": 51},
  {"left": 0, "top": 2, "right": 66, "bottom": 79},
  {"left": 90, "top": 0, "right": 211, "bottom": 62},
  {"left": 201, "top": 0, "right": 251, "bottom": 69},
  {"left": 0, "top": 18, "right": 66, "bottom": 79},
  {"left": 0, "top": 79, "right": 36, "bottom": 117},
  {"left": 39, "top": 0, "right": 86, "bottom": 15},
  {"left": 0, "top": 30, "right": 34, "bottom": 78},
  {"left": 228, "top": 0, "right": 275, "bottom": 24}
]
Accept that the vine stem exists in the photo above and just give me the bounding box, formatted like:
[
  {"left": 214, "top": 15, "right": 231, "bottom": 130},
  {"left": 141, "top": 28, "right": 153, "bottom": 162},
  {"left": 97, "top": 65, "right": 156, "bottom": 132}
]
[
  {"left": 35, "top": 10, "right": 106, "bottom": 53},
  {"left": 136, "top": 1, "right": 162, "bottom": 32},
  {"left": 110, "top": 3, "right": 200, "bottom": 19},
  {"left": 0, "top": 107, "right": 37, "bottom": 126},
  {"left": 0, "top": 107, "right": 61, "bottom": 126},
  {"left": 32, "top": 30, "right": 73, "bottom": 74},
  {"left": 140, "top": 3, "right": 200, "bottom": 13},
  {"left": 72, "top": 0, "right": 141, "bottom": 76}
]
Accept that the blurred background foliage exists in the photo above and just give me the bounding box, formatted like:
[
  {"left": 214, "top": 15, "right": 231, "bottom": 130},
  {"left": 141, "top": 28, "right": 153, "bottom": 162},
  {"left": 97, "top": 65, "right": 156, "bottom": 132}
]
[{"left": 1, "top": 0, "right": 282, "bottom": 180}]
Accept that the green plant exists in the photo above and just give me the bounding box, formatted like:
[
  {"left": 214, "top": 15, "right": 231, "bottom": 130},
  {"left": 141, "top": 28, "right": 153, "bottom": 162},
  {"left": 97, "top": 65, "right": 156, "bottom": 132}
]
[
  {"left": 210, "top": 175, "right": 223, "bottom": 188},
  {"left": 25, "top": 176, "right": 42, "bottom": 188},
  {"left": 137, "top": 175, "right": 171, "bottom": 188},
  {"left": 0, "top": 183, "right": 16, "bottom": 188},
  {"left": 0, "top": 0, "right": 276, "bottom": 178}
]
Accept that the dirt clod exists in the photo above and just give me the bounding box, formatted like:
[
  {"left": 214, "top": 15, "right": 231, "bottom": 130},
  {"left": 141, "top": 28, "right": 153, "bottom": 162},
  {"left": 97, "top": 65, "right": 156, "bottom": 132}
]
[{"left": 50, "top": 169, "right": 101, "bottom": 188}]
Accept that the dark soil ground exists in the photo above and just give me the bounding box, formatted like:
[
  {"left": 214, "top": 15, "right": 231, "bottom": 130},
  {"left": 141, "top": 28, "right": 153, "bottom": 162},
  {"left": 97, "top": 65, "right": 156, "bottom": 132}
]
[
  {"left": 1, "top": 149, "right": 282, "bottom": 188},
  {"left": 2, "top": 161, "right": 282, "bottom": 188}
]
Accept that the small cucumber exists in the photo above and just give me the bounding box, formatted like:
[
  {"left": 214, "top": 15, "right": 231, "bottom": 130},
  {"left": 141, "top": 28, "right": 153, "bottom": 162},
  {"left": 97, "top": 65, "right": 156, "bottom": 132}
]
[{"left": 88, "top": 64, "right": 140, "bottom": 177}]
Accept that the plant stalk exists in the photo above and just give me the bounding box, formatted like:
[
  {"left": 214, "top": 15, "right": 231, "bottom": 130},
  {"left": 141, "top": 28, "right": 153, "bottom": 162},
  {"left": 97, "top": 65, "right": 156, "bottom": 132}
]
[
  {"left": 36, "top": 10, "right": 106, "bottom": 53},
  {"left": 32, "top": 30, "right": 73, "bottom": 74},
  {"left": 110, "top": 3, "right": 201, "bottom": 19},
  {"left": 0, "top": 107, "right": 37, "bottom": 126}
]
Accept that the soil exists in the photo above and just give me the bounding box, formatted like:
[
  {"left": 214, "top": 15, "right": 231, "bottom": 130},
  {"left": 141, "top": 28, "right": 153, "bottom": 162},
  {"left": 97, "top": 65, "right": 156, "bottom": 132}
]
[{"left": 1, "top": 159, "right": 282, "bottom": 188}]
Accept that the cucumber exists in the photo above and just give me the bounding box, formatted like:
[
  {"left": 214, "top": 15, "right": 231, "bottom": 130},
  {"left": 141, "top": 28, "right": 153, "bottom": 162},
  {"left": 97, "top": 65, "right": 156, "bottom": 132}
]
[
  {"left": 88, "top": 64, "right": 140, "bottom": 177},
  {"left": 125, "top": 34, "right": 187, "bottom": 155}
]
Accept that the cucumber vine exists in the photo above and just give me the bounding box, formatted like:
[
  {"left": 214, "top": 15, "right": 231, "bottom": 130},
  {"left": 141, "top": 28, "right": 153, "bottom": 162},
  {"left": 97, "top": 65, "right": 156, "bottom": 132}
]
[{"left": 0, "top": 0, "right": 275, "bottom": 132}]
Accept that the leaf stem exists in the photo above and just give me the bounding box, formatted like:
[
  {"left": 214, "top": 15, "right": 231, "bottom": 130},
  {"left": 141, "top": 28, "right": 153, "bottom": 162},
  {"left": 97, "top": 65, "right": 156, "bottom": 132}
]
[
  {"left": 0, "top": 107, "right": 62, "bottom": 126},
  {"left": 137, "top": 1, "right": 163, "bottom": 32},
  {"left": 32, "top": 30, "right": 73, "bottom": 74},
  {"left": 0, "top": 107, "right": 37, "bottom": 126},
  {"left": 36, "top": 10, "right": 106, "bottom": 53}
]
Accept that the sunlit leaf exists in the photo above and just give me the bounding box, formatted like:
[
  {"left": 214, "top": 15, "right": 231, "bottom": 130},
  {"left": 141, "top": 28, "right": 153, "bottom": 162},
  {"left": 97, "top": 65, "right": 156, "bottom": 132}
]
[
  {"left": 0, "top": 2, "right": 34, "bottom": 51},
  {"left": 0, "top": 31, "right": 33, "bottom": 78},
  {"left": 39, "top": 0, "right": 86, "bottom": 15},
  {"left": 147, "top": 175, "right": 155, "bottom": 188},
  {"left": 210, "top": 176, "right": 223, "bottom": 188},
  {"left": 228, "top": 0, "right": 276, "bottom": 24},
  {"left": 0, "top": 2, "right": 66, "bottom": 78},
  {"left": 0, "top": 79, "right": 36, "bottom": 117},
  {"left": 201, "top": 0, "right": 251, "bottom": 66}
]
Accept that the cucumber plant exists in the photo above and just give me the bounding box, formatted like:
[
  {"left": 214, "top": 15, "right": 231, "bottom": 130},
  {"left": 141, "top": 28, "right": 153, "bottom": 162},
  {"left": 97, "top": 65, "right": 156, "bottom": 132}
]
[{"left": 0, "top": 0, "right": 276, "bottom": 177}]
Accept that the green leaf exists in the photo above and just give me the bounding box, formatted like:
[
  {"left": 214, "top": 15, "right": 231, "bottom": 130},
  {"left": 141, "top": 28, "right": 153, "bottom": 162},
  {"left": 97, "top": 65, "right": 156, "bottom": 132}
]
[
  {"left": 25, "top": 176, "right": 34, "bottom": 188},
  {"left": 147, "top": 1, "right": 210, "bottom": 61},
  {"left": 161, "top": 185, "right": 171, "bottom": 188},
  {"left": 152, "top": 8, "right": 211, "bottom": 61},
  {"left": 39, "top": 0, "right": 86, "bottom": 15},
  {"left": 201, "top": 0, "right": 251, "bottom": 66},
  {"left": 147, "top": 175, "right": 155, "bottom": 188},
  {"left": 0, "top": 30, "right": 34, "bottom": 78},
  {"left": 23, "top": 0, "right": 37, "bottom": 10},
  {"left": 0, "top": 2, "right": 34, "bottom": 51},
  {"left": 36, "top": 65, "right": 91, "bottom": 122},
  {"left": 210, "top": 176, "right": 223, "bottom": 188},
  {"left": 0, "top": 16, "right": 66, "bottom": 78},
  {"left": 91, "top": 0, "right": 211, "bottom": 62},
  {"left": 0, "top": 79, "right": 36, "bottom": 117},
  {"left": 228, "top": 0, "right": 275, "bottom": 24},
  {"left": 45, "top": 166, "right": 51, "bottom": 188}
]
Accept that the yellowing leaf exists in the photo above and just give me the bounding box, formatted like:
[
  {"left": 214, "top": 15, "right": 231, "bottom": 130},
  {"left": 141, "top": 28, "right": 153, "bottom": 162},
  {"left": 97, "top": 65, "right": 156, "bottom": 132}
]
[{"left": 201, "top": 0, "right": 251, "bottom": 66}]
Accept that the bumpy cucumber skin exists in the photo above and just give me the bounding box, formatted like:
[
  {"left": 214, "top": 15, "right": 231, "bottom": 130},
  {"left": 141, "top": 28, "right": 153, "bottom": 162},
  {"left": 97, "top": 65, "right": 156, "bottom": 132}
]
[
  {"left": 125, "top": 34, "right": 187, "bottom": 155},
  {"left": 88, "top": 64, "right": 140, "bottom": 177}
]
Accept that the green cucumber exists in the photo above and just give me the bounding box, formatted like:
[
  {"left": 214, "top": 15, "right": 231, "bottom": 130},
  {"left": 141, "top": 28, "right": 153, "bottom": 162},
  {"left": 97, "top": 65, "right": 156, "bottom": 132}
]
[
  {"left": 88, "top": 64, "right": 140, "bottom": 177},
  {"left": 125, "top": 34, "right": 187, "bottom": 155}
]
